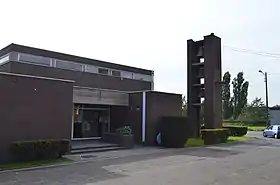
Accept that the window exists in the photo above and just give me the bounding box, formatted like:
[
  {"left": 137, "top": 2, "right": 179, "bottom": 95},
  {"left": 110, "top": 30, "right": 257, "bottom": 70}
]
[
  {"left": 85, "top": 65, "right": 98, "bottom": 73},
  {"left": 56, "top": 60, "right": 83, "bottom": 71},
  {"left": 122, "top": 71, "right": 133, "bottom": 79},
  {"left": 0, "top": 55, "right": 9, "bottom": 64},
  {"left": 111, "top": 70, "right": 121, "bottom": 77},
  {"left": 98, "top": 68, "right": 109, "bottom": 75},
  {"left": 19, "top": 53, "right": 51, "bottom": 67}
]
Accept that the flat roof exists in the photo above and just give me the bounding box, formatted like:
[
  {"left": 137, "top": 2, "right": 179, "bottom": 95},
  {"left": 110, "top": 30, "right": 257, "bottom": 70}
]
[{"left": 0, "top": 43, "right": 153, "bottom": 75}]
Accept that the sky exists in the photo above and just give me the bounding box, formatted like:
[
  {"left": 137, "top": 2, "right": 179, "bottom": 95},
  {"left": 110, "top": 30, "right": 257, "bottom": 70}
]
[{"left": 1, "top": 0, "right": 280, "bottom": 106}]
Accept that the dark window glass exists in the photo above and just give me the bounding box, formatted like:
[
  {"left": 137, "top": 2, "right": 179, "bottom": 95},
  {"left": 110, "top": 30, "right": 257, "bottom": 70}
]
[
  {"left": 98, "top": 68, "right": 109, "bottom": 75},
  {"left": 112, "top": 70, "right": 121, "bottom": 77}
]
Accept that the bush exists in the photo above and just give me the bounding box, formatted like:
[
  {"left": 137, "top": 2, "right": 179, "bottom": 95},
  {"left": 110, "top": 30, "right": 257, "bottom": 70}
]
[
  {"left": 11, "top": 139, "right": 70, "bottom": 162},
  {"left": 201, "top": 129, "right": 229, "bottom": 145},
  {"left": 159, "top": 116, "right": 189, "bottom": 148},
  {"left": 116, "top": 126, "right": 133, "bottom": 136},
  {"left": 223, "top": 120, "right": 266, "bottom": 126},
  {"left": 222, "top": 126, "right": 248, "bottom": 136}
]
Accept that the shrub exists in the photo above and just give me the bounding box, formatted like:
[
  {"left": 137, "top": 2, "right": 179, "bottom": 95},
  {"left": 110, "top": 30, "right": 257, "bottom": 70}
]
[
  {"left": 11, "top": 139, "right": 70, "bottom": 162},
  {"left": 116, "top": 126, "right": 133, "bottom": 136},
  {"left": 222, "top": 126, "right": 248, "bottom": 136},
  {"left": 201, "top": 129, "right": 229, "bottom": 145},
  {"left": 159, "top": 116, "right": 189, "bottom": 148}
]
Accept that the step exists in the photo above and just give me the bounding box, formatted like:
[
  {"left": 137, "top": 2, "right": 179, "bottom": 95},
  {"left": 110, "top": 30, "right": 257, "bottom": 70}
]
[{"left": 70, "top": 146, "right": 125, "bottom": 154}]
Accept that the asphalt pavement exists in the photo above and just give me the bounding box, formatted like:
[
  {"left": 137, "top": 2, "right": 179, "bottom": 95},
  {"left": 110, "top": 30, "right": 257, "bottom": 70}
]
[{"left": 1, "top": 132, "right": 280, "bottom": 185}]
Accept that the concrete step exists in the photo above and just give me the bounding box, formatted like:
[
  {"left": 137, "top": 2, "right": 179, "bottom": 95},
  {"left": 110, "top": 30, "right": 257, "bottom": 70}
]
[{"left": 70, "top": 146, "right": 125, "bottom": 154}]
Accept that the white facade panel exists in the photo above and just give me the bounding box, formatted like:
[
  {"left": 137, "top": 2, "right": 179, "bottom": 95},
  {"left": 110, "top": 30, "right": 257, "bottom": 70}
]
[{"left": 73, "top": 87, "right": 129, "bottom": 106}]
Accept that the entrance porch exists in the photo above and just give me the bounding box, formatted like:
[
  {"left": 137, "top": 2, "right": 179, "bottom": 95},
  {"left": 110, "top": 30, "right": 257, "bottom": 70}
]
[{"left": 72, "top": 104, "right": 129, "bottom": 141}]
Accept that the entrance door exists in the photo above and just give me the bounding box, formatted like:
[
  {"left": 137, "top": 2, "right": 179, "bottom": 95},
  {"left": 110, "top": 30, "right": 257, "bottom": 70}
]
[{"left": 73, "top": 105, "right": 109, "bottom": 139}]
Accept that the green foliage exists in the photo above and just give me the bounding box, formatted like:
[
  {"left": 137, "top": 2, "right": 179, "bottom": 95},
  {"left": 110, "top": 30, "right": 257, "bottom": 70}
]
[
  {"left": 238, "top": 97, "right": 267, "bottom": 123},
  {"left": 222, "top": 71, "right": 233, "bottom": 119},
  {"left": 227, "top": 136, "right": 254, "bottom": 142},
  {"left": 11, "top": 139, "right": 70, "bottom": 162},
  {"left": 201, "top": 129, "right": 229, "bottom": 145},
  {"left": 185, "top": 138, "right": 205, "bottom": 147},
  {"left": 160, "top": 116, "right": 189, "bottom": 148},
  {"left": 0, "top": 158, "right": 72, "bottom": 171},
  {"left": 116, "top": 126, "right": 133, "bottom": 136},
  {"left": 232, "top": 72, "right": 249, "bottom": 119},
  {"left": 222, "top": 126, "right": 248, "bottom": 136}
]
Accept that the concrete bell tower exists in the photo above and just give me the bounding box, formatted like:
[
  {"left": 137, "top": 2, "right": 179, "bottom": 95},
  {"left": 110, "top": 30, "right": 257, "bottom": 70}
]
[{"left": 187, "top": 33, "right": 222, "bottom": 136}]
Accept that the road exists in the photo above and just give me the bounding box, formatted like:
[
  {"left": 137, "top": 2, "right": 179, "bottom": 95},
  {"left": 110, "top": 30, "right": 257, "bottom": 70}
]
[{"left": 1, "top": 132, "right": 280, "bottom": 185}]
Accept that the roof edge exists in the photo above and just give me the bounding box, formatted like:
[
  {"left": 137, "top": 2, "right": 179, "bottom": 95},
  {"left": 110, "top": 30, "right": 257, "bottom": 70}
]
[
  {"left": 0, "top": 43, "right": 154, "bottom": 75},
  {"left": 0, "top": 72, "right": 74, "bottom": 83}
]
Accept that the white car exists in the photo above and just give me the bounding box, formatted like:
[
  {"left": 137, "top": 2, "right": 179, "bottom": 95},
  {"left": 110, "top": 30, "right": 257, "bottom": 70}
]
[{"left": 263, "top": 125, "right": 280, "bottom": 139}]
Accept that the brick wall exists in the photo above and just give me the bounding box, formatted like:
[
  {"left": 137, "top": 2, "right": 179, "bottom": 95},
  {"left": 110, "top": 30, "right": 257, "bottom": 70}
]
[{"left": 0, "top": 73, "right": 73, "bottom": 163}]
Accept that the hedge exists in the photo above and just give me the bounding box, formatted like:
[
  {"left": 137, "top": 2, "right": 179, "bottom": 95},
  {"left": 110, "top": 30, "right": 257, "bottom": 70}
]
[
  {"left": 11, "top": 139, "right": 70, "bottom": 162},
  {"left": 222, "top": 126, "right": 248, "bottom": 136},
  {"left": 201, "top": 129, "right": 229, "bottom": 145},
  {"left": 159, "top": 116, "right": 189, "bottom": 148},
  {"left": 223, "top": 120, "right": 266, "bottom": 126}
]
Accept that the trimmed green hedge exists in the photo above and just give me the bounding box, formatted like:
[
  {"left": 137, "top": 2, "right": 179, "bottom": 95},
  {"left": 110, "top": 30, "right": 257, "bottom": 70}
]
[
  {"left": 201, "top": 129, "right": 229, "bottom": 145},
  {"left": 222, "top": 126, "right": 248, "bottom": 136},
  {"left": 159, "top": 116, "right": 189, "bottom": 148},
  {"left": 223, "top": 120, "right": 266, "bottom": 126},
  {"left": 11, "top": 139, "right": 70, "bottom": 162}
]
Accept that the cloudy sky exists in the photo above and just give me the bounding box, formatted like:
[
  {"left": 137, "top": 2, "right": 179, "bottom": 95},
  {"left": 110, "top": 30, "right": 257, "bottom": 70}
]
[{"left": 1, "top": 0, "right": 280, "bottom": 106}]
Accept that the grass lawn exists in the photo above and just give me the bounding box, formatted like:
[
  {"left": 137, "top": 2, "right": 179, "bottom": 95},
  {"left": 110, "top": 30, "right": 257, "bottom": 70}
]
[
  {"left": 185, "top": 136, "right": 255, "bottom": 147},
  {"left": 247, "top": 126, "right": 266, "bottom": 131},
  {"left": 227, "top": 136, "right": 255, "bottom": 142},
  {"left": 0, "top": 158, "right": 73, "bottom": 171},
  {"left": 185, "top": 138, "right": 205, "bottom": 147}
]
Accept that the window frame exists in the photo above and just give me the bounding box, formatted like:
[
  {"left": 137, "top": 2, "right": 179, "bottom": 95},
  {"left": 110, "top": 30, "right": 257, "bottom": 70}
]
[
  {"left": 98, "top": 68, "right": 109, "bottom": 75},
  {"left": 111, "top": 70, "right": 121, "bottom": 77}
]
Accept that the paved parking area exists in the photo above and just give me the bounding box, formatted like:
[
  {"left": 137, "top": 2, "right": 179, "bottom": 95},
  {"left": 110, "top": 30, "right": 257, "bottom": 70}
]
[{"left": 1, "top": 134, "right": 280, "bottom": 185}]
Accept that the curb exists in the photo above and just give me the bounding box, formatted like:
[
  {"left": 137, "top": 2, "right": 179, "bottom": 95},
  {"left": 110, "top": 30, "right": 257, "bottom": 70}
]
[
  {"left": 0, "top": 155, "right": 123, "bottom": 174},
  {"left": 0, "top": 149, "right": 177, "bottom": 174}
]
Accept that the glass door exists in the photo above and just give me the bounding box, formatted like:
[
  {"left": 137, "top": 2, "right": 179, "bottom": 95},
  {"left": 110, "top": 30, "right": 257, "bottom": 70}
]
[{"left": 73, "top": 104, "right": 109, "bottom": 139}]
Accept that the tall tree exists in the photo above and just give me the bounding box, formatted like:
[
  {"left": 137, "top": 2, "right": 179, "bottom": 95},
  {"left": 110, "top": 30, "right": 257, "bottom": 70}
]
[
  {"left": 222, "top": 71, "right": 233, "bottom": 119},
  {"left": 238, "top": 97, "right": 266, "bottom": 123},
  {"left": 232, "top": 72, "right": 249, "bottom": 119}
]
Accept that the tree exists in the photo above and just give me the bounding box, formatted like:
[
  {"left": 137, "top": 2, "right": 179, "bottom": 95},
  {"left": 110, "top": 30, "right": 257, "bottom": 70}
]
[
  {"left": 238, "top": 97, "right": 266, "bottom": 124},
  {"left": 232, "top": 72, "right": 249, "bottom": 119},
  {"left": 222, "top": 71, "right": 233, "bottom": 119},
  {"left": 182, "top": 95, "right": 187, "bottom": 116}
]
